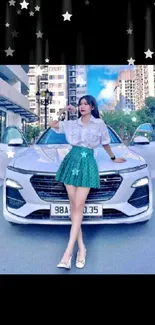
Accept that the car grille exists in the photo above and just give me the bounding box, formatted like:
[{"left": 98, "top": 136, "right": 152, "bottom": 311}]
[
  {"left": 128, "top": 185, "right": 149, "bottom": 208},
  {"left": 25, "top": 209, "right": 129, "bottom": 220},
  {"left": 6, "top": 186, "right": 26, "bottom": 209},
  {"left": 30, "top": 174, "right": 123, "bottom": 202}
]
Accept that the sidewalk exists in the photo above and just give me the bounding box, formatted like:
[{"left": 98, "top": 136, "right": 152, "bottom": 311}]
[{"left": 0, "top": 179, "right": 3, "bottom": 187}]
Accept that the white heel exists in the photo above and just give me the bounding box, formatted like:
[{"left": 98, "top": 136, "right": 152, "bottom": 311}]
[
  {"left": 57, "top": 256, "right": 72, "bottom": 269},
  {"left": 76, "top": 249, "right": 86, "bottom": 269}
]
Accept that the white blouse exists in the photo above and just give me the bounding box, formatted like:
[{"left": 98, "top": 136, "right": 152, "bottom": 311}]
[{"left": 54, "top": 115, "right": 110, "bottom": 149}]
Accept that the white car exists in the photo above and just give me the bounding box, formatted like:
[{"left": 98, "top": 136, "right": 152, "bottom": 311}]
[
  {"left": 2, "top": 124, "right": 153, "bottom": 225},
  {"left": 128, "top": 123, "right": 155, "bottom": 179}
]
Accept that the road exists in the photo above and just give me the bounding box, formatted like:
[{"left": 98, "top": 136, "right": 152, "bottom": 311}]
[{"left": 0, "top": 181, "right": 155, "bottom": 274}]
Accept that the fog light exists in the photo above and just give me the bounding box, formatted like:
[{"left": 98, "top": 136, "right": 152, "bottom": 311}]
[
  {"left": 131, "top": 177, "right": 149, "bottom": 188},
  {"left": 6, "top": 179, "right": 23, "bottom": 189}
]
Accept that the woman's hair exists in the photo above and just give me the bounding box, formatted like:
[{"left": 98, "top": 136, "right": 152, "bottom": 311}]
[{"left": 77, "top": 95, "right": 100, "bottom": 119}]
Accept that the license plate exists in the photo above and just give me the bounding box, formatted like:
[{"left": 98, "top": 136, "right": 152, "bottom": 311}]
[{"left": 51, "top": 204, "right": 103, "bottom": 216}]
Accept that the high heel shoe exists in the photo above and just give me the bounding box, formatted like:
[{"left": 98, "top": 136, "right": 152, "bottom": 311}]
[
  {"left": 57, "top": 256, "right": 72, "bottom": 269},
  {"left": 76, "top": 248, "right": 86, "bottom": 269}
]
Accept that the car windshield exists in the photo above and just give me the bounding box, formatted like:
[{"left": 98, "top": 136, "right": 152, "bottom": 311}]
[
  {"left": 36, "top": 126, "right": 122, "bottom": 145},
  {"left": 133, "top": 123, "right": 155, "bottom": 142}
]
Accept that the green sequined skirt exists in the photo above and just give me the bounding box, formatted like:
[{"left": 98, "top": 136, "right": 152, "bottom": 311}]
[{"left": 55, "top": 146, "right": 100, "bottom": 188}]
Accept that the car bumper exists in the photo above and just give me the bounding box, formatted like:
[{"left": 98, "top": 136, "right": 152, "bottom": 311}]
[{"left": 3, "top": 167, "right": 153, "bottom": 225}]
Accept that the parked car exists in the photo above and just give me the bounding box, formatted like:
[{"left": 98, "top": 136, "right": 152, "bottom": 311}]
[
  {"left": 2, "top": 124, "right": 153, "bottom": 225},
  {"left": 128, "top": 123, "right": 155, "bottom": 179}
]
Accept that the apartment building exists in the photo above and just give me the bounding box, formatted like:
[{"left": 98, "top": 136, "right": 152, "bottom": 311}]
[{"left": 0, "top": 65, "right": 38, "bottom": 142}]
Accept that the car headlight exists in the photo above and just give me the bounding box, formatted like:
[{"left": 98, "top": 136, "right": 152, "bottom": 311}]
[
  {"left": 131, "top": 177, "right": 149, "bottom": 188},
  {"left": 119, "top": 164, "right": 147, "bottom": 174},
  {"left": 6, "top": 178, "right": 23, "bottom": 189}
]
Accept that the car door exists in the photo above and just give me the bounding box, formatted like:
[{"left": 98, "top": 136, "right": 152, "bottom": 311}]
[{"left": 0, "top": 126, "right": 28, "bottom": 179}]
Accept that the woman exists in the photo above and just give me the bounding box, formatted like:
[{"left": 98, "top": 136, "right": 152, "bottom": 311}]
[{"left": 49, "top": 95, "right": 126, "bottom": 269}]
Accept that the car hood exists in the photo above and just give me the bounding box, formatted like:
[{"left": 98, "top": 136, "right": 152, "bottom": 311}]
[{"left": 11, "top": 143, "right": 146, "bottom": 173}]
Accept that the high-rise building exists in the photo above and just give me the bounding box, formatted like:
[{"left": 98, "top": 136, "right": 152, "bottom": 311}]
[
  {"left": 0, "top": 65, "right": 38, "bottom": 141},
  {"left": 67, "top": 65, "right": 87, "bottom": 119},
  {"left": 27, "top": 65, "right": 67, "bottom": 129},
  {"left": 134, "top": 65, "right": 154, "bottom": 110},
  {"left": 114, "top": 69, "right": 136, "bottom": 110},
  {"left": 114, "top": 65, "right": 155, "bottom": 111}
]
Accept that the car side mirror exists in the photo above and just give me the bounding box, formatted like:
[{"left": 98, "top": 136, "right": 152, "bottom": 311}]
[
  {"left": 132, "top": 136, "right": 150, "bottom": 145},
  {"left": 8, "top": 138, "right": 23, "bottom": 146}
]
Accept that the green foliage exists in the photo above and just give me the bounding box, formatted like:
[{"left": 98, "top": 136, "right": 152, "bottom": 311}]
[
  {"left": 100, "top": 96, "right": 155, "bottom": 142},
  {"left": 25, "top": 125, "right": 41, "bottom": 143}
]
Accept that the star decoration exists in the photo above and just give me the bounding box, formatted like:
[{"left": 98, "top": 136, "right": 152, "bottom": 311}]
[
  {"left": 36, "top": 66, "right": 43, "bottom": 76},
  {"left": 4, "top": 47, "right": 15, "bottom": 56},
  {"left": 11, "top": 30, "right": 18, "bottom": 37},
  {"left": 127, "top": 57, "right": 135, "bottom": 65},
  {"left": 85, "top": 0, "right": 90, "bottom": 4},
  {"left": 20, "top": 0, "right": 29, "bottom": 9},
  {"left": 17, "top": 10, "right": 21, "bottom": 14},
  {"left": 9, "top": 0, "right": 16, "bottom": 6},
  {"left": 45, "top": 58, "right": 50, "bottom": 63},
  {"left": 5, "top": 23, "right": 10, "bottom": 27},
  {"left": 144, "top": 49, "right": 154, "bottom": 58},
  {"left": 81, "top": 152, "right": 87, "bottom": 158},
  {"left": 76, "top": 76, "right": 86, "bottom": 86},
  {"left": 72, "top": 168, "right": 80, "bottom": 176},
  {"left": 35, "top": 5, "right": 40, "bottom": 11},
  {"left": 126, "top": 28, "right": 132, "bottom": 34},
  {"left": 29, "top": 11, "right": 34, "bottom": 16},
  {"left": 6, "top": 151, "right": 15, "bottom": 158},
  {"left": 62, "top": 11, "right": 72, "bottom": 21},
  {"left": 36, "top": 30, "right": 44, "bottom": 38}
]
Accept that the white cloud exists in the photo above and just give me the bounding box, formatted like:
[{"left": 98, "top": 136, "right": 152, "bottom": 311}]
[{"left": 97, "top": 80, "right": 115, "bottom": 101}]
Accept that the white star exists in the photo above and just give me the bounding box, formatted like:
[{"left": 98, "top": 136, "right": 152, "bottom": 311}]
[
  {"left": 45, "top": 58, "right": 50, "bottom": 63},
  {"left": 4, "top": 47, "right": 15, "bottom": 57},
  {"left": 62, "top": 11, "right": 72, "bottom": 21},
  {"left": 5, "top": 23, "right": 10, "bottom": 27},
  {"left": 36, "top": 30, "right": 44, "bottom": 38},
  {"left": 85, "top": 0, "right": 90, "bottom": 4},
  {"left": 81, "top": 152, "right": 87, "bottom": 158},
  {"left": 9, "top": 0, "right": 16, "bottom": 6},
  {"left": 127, "top": 57, "right": 135, "bottom": 65},
  {"left": 35, "top": 5, "right": 40, "bottom": 11},
  {"left": 36, "top": 66, "right": 43, "bottom": 76},
  {"left": 29, "top": 11, "right": 34, "bottom": 16},
  {"left": 6, "top": 151, "right": 15, "bottom": 158},
  {"left": 144, "top": 49, "right": 154, "bottom": 58},
  {"left": 17, "top": 10, "right": 21, "bottom": 14},
  {"left": 20, "top": 0, "right": 29, "bottom": 9},
  {"left": 126, "top": 28, "right": 132, "bottom": 34}
]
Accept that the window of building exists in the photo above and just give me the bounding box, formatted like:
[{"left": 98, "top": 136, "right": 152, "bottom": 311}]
[
  {"left": 50, "top": 109, "right": 55, "bottom": 113},
  {"left": 58, "top": 75, "right": 64, "bottom": 79},
  {"left": 58, "top": 92, "right": 64, "bottom": 96},
  {"left": 0, "top": 110, "right": 6, "bottom": 142},
  {"left": 49, "top": 75, "right": 55, "bottom": 80}
]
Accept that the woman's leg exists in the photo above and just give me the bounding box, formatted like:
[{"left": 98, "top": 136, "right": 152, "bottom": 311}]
[
  {"left": 59, "top": 185, "right": 85, "bottom": 263},
  {"left": 60, "top": 186, "right": 90, "bottom": 262}
]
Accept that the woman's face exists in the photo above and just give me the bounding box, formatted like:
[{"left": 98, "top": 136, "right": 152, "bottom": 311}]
[{"left": 79, "top": 98, "right": 93, "bottom": 116}]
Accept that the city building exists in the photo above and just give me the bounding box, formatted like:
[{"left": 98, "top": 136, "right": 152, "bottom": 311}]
[
  {"left": 134, "top": 65, "right": 154, "bottom": 110},
  {"left": 114, "top": 69, "right": 136, "bottom": 111},
  {"left": 67, "top": 65, "right": 87, "bottom": 119},
  {"left": 27, "top": 65, "right": 67, "bottom": 129},
  {"left": 114, "top": 65, "right": 155, "bottom": 111},
  {"left": 0, "top": 65, "right": 39, "bottom": 142}
]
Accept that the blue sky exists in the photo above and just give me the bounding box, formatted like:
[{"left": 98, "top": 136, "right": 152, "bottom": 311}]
[{"left": 87, "top": 65, "right": 133, "bottom": 109}]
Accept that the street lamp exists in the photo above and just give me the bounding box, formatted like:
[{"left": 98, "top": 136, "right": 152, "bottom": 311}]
[{"left": 36, "top": 89, "right": 53, "bottom": 129}]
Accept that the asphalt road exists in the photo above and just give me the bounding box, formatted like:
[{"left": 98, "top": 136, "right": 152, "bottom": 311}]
[{"left": 0, "top": 181, "right": 155, "bottom": 274}]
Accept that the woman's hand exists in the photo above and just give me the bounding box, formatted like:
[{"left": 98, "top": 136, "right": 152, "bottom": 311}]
[
  {"left": 49, "top": 120, "right": 59, "bottom": 129},
  {"left": 59, "top": 105, "right": 77, "bottom": 115},
  {"left": 113, "top": 157, "right": 126, "bottom": 163}
]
